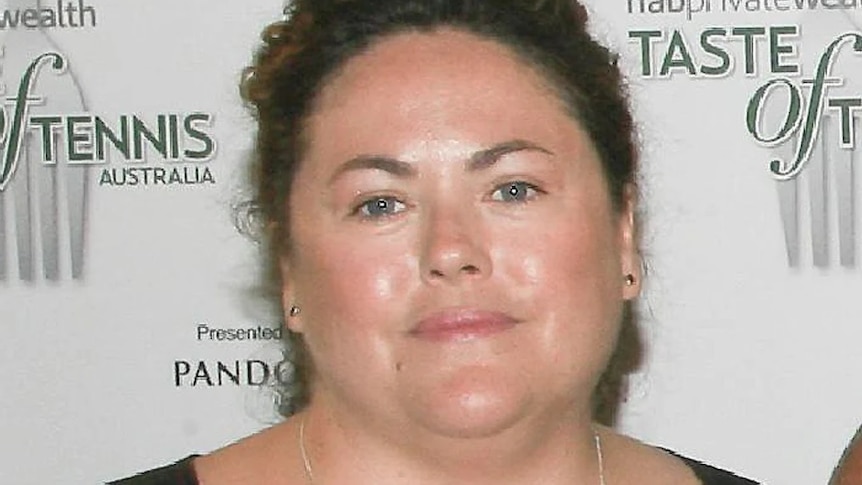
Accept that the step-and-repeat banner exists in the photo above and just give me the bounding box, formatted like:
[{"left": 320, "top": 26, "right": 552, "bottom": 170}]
[{"left": 1, "top": 1, "right": 859, "bottom": 484}]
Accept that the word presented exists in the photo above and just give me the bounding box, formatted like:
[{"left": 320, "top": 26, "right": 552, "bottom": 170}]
[{"left": 196, "top": 323, "right": 283, "bottom": 342}]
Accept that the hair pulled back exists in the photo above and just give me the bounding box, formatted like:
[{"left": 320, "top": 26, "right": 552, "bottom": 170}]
[{"left": 241, "top": 0, "right": 640, "bottom": 420}]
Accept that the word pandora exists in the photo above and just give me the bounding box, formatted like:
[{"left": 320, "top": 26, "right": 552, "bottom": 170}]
[{"left": 174, "top": 359, "right": 293, "bottom": 387}]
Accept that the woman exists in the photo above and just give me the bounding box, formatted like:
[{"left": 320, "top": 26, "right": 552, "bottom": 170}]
[{"left": 113, "top": 0, "right": 758, "bottom": 483}]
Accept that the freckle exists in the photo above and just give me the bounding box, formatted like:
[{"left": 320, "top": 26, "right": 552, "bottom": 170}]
[{"left": 396, "top": 362, "right": 404, "bottom": 371}]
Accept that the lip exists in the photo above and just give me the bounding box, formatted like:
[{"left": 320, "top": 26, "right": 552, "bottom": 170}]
[{"left": 409, "top": 308, "right": 519, "bottom": 342}]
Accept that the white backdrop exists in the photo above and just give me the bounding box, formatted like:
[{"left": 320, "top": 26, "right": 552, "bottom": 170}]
[{"left": 1, "top": 1, "right": 860, "bottom": 484}]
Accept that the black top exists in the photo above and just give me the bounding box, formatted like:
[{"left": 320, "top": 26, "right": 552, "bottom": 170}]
[
  {"left": 667, "top": 450, "right": 759, "bottom": 485},
  {"left": 109, "top": 450, "right": 759, "bottom": 485},
  {"left": 109, "top": 456, "right": 199, "bottom": 485}
]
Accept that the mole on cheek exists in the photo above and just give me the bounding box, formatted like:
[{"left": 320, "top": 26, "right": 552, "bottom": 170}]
[{"left": 396, "top": 362, "right": 404, "bottom": 371}]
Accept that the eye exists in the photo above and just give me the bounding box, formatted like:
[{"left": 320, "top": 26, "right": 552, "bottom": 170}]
[
  {"left": 491, "top": 181, "right": 540, "bottom": 203},
  {"left": 353, "top": 196, "right": 406, "bottom": 219}
]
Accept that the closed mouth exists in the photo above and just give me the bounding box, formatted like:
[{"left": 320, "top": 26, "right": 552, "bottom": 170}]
[{"left": 409, "top": 308, "right": 519, "bottom": 342}]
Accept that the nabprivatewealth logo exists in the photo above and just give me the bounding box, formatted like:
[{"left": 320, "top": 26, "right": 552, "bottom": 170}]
[{"left": 627, "top": 0, "right": 862, "bottom": 22}]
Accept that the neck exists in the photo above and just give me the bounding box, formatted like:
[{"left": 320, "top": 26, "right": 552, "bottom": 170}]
[{"left": 299, "top": 398, "right": 602, "bottom": 485}]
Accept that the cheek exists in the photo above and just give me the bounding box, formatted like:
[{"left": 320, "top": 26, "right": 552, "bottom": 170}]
[
  {"left": 496, "top": 215, "right": 623, "bottom": 356},
  {"left": 291, "top": 235, "right": 415, "bottom": 334},
  {"left": 498, "top": 217, "right": 620, "bottom": 295},
  {"left": 289, "top": 235, "right": 420, "bottom": 392}
]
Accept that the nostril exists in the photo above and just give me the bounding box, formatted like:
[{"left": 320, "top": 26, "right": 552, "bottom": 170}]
[
  {"left": 461, "top": 264, "right": 480, "bottom": 274},
  {"left": 427, "top": 264, "right": 481, "bottom": 279}
]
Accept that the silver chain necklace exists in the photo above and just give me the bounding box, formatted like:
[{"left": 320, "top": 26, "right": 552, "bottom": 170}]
[{"left": 299, "top": 417, "right": 606, "bottom": 485}]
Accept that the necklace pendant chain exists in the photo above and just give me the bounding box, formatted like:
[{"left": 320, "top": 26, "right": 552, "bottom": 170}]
[
  {"left": 298, "top": 417, "right": 606, "bottom": 484},
  {"left": 595, "top": 429, "right": 607, "bottom": 485},
  {"left": 300, "top": 416, "right": 315, "bottom": 484}
]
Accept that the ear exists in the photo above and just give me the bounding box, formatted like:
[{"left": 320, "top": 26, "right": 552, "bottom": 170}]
[
  {"left": 618, "top": 184, "right": 641, "bottom": 301},
  {"left": 280, "top": 254, "right": 304, "bottom": 333}
]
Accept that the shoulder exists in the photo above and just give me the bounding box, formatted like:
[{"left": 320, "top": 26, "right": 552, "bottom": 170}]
[
  {"left": 598, "top": 428, "right": 759, "bottom": 485},
  {"left": 108, "top": 455, "right": 199, "bottom": 485},
  {"left": 106, "top": 423, "right": 301, "bottom": 485},
  {"left": 193, "top": 420, "right": 306, "bottom": 484}
]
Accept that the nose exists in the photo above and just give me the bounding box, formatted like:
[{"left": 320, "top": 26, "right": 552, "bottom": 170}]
[{"left": 419, "top": 205, "right": 491, "bottom": 284}]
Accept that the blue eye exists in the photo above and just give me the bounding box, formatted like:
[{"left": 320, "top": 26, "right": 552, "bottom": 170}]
[
  {"left": 356, "top": 196, "right": 406, "bottom": 218},
  {"left": 491, "top": 181, "right": 538, "bottom": 202}
]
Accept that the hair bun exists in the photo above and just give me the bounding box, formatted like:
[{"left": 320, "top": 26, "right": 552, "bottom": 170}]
[{"left": 527, "top": 0, "right": 590, "bottom": 29}]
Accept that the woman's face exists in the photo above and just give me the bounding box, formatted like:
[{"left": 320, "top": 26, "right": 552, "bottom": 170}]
[{"left": 284, "top": 30, "right": 639, "bottom": 437}]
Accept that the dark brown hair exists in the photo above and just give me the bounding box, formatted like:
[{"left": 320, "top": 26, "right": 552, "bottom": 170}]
[{"left": 240, "top": 0, "right": 641, "bottom": 420}]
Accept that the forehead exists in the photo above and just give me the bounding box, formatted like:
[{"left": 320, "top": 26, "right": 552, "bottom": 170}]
[
  {"left": 307, "top": 29, "right": 583, "bottom": 143},
  {"left": 293, "top": 28, "right": 605, "bottom": 186},
  {"left": 317, "top": 28, "right": 557, "bottom": 104}
]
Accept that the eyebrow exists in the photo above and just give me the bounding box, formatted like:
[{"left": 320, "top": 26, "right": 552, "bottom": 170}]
[
  {"left": 467, "top": 139, "right": 553, "bottom": 171},
  {"left": 328, "top": 139, "right": 553, "bottom": 184},
  {"left": 328, "top": 156, "right": 416, "bottom": 185}
]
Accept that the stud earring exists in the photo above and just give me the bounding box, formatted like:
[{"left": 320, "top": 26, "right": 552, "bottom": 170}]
[
  {"left": 624, "top": 274, "right": 636, "bottom": 286},
  {"left": 289, "top": 306, "right": 301, "bottom": 317}
]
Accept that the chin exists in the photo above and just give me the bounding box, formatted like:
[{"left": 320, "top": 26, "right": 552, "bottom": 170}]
[{"left": 401, "top": 365, "right": 534, "bottom": 439}]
